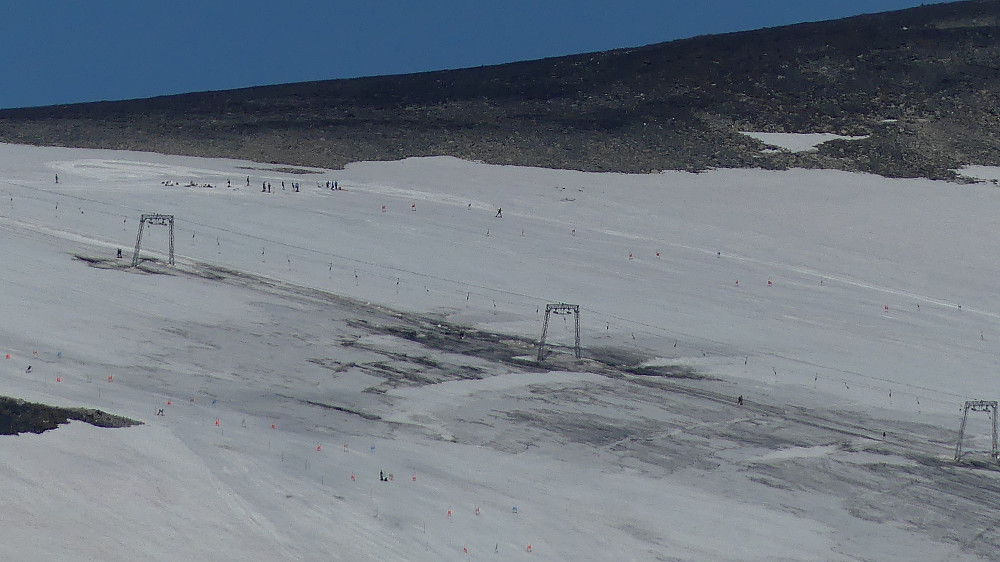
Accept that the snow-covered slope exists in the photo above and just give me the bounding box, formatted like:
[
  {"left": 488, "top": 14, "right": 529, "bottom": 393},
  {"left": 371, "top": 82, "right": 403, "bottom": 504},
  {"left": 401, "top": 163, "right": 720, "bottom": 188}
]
[{"left": 0, "top": 143, "right": 996, "bottom": 560}]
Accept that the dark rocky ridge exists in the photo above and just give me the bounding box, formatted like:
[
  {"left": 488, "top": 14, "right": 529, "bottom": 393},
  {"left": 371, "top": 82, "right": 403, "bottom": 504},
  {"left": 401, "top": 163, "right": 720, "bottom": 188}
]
[
  {"left": 0, "top": 396, "right": 140, "bottom": 435},
  {"left": 1, "top": 1, "right": 998, "bottom": 180}
]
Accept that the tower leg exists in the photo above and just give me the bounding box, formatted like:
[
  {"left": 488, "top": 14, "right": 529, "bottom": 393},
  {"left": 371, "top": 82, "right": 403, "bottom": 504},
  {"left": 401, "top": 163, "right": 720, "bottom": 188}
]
[
  {"left": 168, "top": 218, "right": 175, "bottom": 265},
  {"left": 537, "top": 305, "right": 552, "bottom": 362},
  {"left": 992, "top": 403, "right": 998, "bottom": 461},
  {"left": 131, "top": 222, "right": 145, "bottom": 267},
  {"left": 574, "top": 307, "right": 581, "bottom": 359}
]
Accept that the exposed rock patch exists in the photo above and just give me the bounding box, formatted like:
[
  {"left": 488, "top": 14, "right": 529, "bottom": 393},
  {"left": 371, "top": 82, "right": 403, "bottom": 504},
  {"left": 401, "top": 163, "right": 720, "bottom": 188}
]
[{"left": 0, "top": 396, "right": 140, "bottom": 435}]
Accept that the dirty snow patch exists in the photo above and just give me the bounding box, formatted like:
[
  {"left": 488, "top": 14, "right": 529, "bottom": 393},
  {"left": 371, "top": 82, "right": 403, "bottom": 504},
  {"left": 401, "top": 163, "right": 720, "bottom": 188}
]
[
  {"left": 741, "top": 132, "right": 869, "bottom": 153},
  {"left": 956, "top": 165, "right": 1000, "bottom": 183},
  {"left": 748, "top": 444, "right": 839, "bottom": 463}
]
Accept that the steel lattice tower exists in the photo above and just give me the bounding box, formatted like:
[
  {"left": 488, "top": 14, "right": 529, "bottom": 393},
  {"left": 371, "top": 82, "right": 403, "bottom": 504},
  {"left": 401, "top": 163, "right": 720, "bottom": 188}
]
[
  {"left": 132, "top": 214, "right": 175, "bottom": 267},
  {"left": 537, "top": 303, "right": 581, "bottom": 361},
  {"left": 955, "top": 400, "right": 999, "bottom": 462}
]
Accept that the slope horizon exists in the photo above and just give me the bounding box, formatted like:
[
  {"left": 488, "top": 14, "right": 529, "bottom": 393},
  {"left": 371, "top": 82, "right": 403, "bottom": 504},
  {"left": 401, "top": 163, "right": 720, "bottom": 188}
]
[{"left": 0, "top": 0, "right": 992, "bottom": 181}]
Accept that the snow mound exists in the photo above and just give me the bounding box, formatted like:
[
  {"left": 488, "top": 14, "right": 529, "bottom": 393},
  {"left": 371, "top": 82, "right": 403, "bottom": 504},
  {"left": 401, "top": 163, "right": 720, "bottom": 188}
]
[
  {"left": 741, "top": 131, "right": 869, "bottom": 153},
  {"left": 956, "top": 165, "right": 1000, "bottom": 183}
]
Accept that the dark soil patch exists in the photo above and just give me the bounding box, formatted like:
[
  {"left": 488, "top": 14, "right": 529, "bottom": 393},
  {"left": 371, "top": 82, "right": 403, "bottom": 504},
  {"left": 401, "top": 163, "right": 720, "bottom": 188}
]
[
  {"left": 0, "top": 396, "right": 141, "bottom": 435},
  {"left": 626, "top": 364, "right": 706, "bottom": 380},
  {"left": 299, "top": 398, "right": 382, "bottom": 421},
  {"left": 349, "top": 318, "right": 542, "bottom": 367}
]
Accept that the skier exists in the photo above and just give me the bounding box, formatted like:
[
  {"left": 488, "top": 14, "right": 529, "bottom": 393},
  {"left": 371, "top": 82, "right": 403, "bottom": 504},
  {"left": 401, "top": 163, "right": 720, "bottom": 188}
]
[
  {"left": 737, "top": 395, "right": 743, "bottom": 406},
  {"left": 496, "top": 208, "right": 502, "bottom": 218},
  {"left": 55, "top": 174, "right": 59, "bottom": 184},
  {"left": 116, "top": 248, "right": 123, "bottom": 259}
]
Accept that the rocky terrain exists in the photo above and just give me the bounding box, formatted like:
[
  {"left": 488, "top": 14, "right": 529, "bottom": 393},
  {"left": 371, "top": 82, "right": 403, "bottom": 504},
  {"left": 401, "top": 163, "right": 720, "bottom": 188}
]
[
  {"left": 0, "top": 396, "right": 139, "bottom": 435},
  {"left": 1, "top": 0, "right": 999, "bottom": 179}
]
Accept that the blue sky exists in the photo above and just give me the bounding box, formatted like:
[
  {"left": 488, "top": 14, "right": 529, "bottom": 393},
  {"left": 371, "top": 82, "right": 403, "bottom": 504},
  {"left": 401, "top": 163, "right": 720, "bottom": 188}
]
[{"left": 0, "top": 0, "right": 959, "bottom": 109}]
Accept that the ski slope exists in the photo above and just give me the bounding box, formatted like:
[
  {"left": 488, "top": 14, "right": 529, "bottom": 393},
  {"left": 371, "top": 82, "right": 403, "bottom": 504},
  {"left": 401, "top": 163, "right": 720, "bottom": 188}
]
[{"left": 0, "top": 142, "right": 998, "bottom": 560}]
